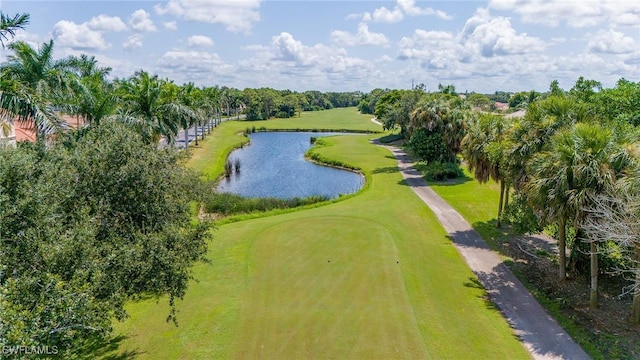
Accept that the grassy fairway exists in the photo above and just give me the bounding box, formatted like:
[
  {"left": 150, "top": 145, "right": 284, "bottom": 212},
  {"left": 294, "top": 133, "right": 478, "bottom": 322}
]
[{"left": 111, "top": 109, "right": 529, "bottom": 359}]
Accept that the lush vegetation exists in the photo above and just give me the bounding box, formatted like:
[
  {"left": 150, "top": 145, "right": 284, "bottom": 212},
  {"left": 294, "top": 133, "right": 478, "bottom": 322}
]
[
  {"left": 0, "top": 121, "right": 210, "bottom": 357},
  {"left": 111, "top": 127, "right": 529, "bottom": 359},
  {"left": 204, "top": 192, "right": 329, "bottom": 216}
]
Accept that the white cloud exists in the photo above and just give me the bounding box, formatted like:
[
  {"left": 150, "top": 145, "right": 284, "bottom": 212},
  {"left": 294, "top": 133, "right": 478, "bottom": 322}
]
[
  {"left": 368, "top": 0, "right": 452, "bottom": 23},
  {"left": 188, "top": 35, "right": 214, "bottom": 47},
  {"left": 489, "top": 0, "right": 640, "bottom": 27},
  {"left": 122, "top": 34, "right": 144, "bottom": 50},
  {"left": 461, "top": 9, "right": 546, "bottom": 58},
  {"left": 587, "top": 29, "right": 636, "bottom": 54},
  {"left": 51, "top": 14, "right": 128, "bottom": 51},
  {"left": 372, "top": 6, "right": 403, "bottom": 23},
  {"left": 397, "top": 0, "right": 453, "bottom": 19},
  {"left": 156, "top": 50, "right": 235, "bottom": 83},
  {"left": 53, "top": 20, "right": 110, "bottom": 50},
  {"left": 129, "top": 9, "right": 157, "bottom": 32},
  {"left": 241, "top": 32, "right": 376, "bottom": 89},
  {"left": 86, "top": 15, "right": 127, "bottom": 32},
  {"left": 331, "top": 23, "right": 389, "bottom": 47},
  {"left": 163, "top": 21, "right": 178, "bottom": 31},
  {"left": 154, "top": 0, "right": 261, "bottom": 33}
]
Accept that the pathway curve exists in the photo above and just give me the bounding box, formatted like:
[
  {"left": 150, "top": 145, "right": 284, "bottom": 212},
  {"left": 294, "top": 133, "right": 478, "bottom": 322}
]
[{"left": 377, "top": 142, "right": 590, "bottom": 360}]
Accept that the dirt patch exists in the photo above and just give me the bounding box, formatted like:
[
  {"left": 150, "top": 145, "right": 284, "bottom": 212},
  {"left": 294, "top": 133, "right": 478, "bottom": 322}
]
[{"left": 502, "top": 236, "right": 640, "bottom": 359}]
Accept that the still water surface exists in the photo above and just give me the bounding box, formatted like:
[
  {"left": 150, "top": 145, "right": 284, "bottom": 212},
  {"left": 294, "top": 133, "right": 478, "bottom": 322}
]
[{"left": 217, "top": 132, "right": 364, "bottom": 199}]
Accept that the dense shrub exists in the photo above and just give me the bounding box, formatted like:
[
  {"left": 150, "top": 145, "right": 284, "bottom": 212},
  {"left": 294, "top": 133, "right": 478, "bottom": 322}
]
[
  {"left": 421, "top": 161, "right": 463, "bottom": 181},
  {"left": 406, "top": 128, "right": 449, "bottom": 163}
]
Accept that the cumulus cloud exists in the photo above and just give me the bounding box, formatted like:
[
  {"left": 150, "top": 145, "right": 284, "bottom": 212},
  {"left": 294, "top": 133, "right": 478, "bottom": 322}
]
[
  {"left": 163, "top": 21, "right": 178, "bottom": 30},
  {"left": 156, "top": 50, "right": 234, "bottom": 77},
  {"left": 122, "top": 34, "right": 144, "bottom": 50},
  {"left": 489, "top": 0, "right": 640, "bottom": 27},
  {"left": 458, "top": 8, "right": 546, "bottom": 59},
  {"left": 53, "top": 20, "right": 110, "bottom": 50},
  {"left": 129, "top": 9, "right": 157, "bottom": 32},
  {"left": 86, "top": 15, "right": 127, "bottom": 32},
  {"left": 245, "top": 32, "right": 374, "bottom": 82},
  {"left": 188, "top": 35, "right": 214, "bottom": 47},
  {"left": 372, "top": 6, "right": 403, "bottom": 23},
  {"left": 52, "top": 14, "right": 127, "bottom": 50},
  {"left": 331, "top": 23, "right": 389, "bottom": 47},
  {"left": 154, "top": 0, "right": 261, "bottom": 33},
  {"left": 366, "top": 0, "right": 451, "bottom": 23},
  {"left": 587, "top": 28, "right": 636, "bottom": 54}
]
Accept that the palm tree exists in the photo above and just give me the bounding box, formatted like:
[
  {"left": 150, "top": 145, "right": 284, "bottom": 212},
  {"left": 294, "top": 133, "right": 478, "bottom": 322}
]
[
  {"left": 527, "top": 123, "right": 631, "bottom": 307},
  {"left": 461, "top": 113, "right": 511, "bottom": 227},
  {"left": 0, "top": 12, "right": 29, "bottom": 47},
  {"left": 0, "top": 40, "right": 78, "bottom": 141},
  {"left": 113, "top": 71, "right": 194, "bottom": 145},
  {"left": 67, "top": 54, "right": 115, "bottom": 126}
]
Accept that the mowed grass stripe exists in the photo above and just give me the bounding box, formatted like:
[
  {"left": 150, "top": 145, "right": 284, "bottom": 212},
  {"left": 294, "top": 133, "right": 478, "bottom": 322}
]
[{"left": 112, "top": 111, "right": 529, "bottom": 359}]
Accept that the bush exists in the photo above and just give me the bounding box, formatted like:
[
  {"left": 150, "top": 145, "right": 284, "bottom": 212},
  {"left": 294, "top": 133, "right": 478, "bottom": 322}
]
[
  {"left": 421, "top": 161, "right": 463, "bottom": 181},
  {"left": 503, "top": 192, "right": 542, "bottom": 234},
  {"left": 406, "top": 128, "right": 450, "bottom": 163}
]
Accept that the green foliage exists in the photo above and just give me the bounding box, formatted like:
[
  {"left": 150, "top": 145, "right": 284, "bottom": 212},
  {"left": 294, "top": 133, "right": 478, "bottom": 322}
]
[
  {"left": 204, "top": 192, "right": 329, "bottom": 215},
  {"left": 0, "top": 121, "right": 211, "bottom": 357},
  {"left": 406, "top": 128, "right": 449, "bottom": 163},
  {"left": 420, "top": 161, "right": 464, "bottom": 181},
  {"left": 503, "top": 192, "right": 542, "bottom": 234}
]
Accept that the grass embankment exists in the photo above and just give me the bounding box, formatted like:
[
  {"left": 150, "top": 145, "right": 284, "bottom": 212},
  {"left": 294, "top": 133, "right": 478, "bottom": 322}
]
[
  {"left": 110, "top": 108, "right": 529, "bottom": 359},
  {"left": 428, "top": 169, "right": 602, "bottom": 358}
]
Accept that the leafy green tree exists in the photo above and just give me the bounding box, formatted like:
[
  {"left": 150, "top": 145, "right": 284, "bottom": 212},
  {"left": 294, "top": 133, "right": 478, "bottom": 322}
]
[
  {"left": 569, "top": 76, "right": 602, "bottom": 103},
  {"left": 0, "top": 120, "right": 210, "bottom": 357},
  {"left": 408, "top": 95, "right": 468, "bottom": 163}
]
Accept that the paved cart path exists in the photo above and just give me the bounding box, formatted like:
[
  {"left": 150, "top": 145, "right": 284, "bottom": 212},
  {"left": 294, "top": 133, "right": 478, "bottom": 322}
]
[{"left": 377, "top": 142, "right": 589, "bottom": 360}]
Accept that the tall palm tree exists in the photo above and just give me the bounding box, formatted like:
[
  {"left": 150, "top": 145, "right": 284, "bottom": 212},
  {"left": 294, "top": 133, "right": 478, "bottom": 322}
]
[
  {"left": 527, "top": 123, "right": 631, "bottom": 306},
  {"left": 461, "top": 113, "right": 511, "bottom": 227},
  {"left": 1, "top": 40, "right": 79, "bottom": 140},
  {"left": 113, "top": 71, "right": 193, "bottom": 145},
  {"left": 67, "top": 54, "right": 115, "bottom": 126},
  {"left": 0, "top": 12, "right": 29, "bottom": 47}
]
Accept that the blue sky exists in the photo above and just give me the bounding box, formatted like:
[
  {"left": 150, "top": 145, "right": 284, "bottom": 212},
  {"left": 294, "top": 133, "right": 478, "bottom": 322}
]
[{"left": 2, "top": 0, "right": 639, "bottom": 93}]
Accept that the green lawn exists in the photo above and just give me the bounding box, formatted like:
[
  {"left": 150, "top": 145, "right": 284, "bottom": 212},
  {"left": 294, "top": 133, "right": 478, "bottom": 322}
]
[{"left": 110, "top": 109, "right": 529, "bottom": 359}]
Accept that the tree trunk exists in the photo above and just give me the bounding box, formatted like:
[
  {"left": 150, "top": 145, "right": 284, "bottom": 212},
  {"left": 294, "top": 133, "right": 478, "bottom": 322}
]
[
  {"left": 184, "top": 127, "right": 189, "bottom": 150},
  {"left": 558, "top": 217, "right": 567, "bottom": 280},
  {"left": 195, "top": 124, "right": 199, "bottom": 146},
  {"left": 590, "top": 241, "right": 598, "bottom": 309},
  {"left": 504, "top": 185, "right": 510, "bottom": 210},
  {"left": 633, "top": 245, "right": 640, "bottom": 323},
  {"left": 496, "top": 179, "right": 505, "bottom": 228}
]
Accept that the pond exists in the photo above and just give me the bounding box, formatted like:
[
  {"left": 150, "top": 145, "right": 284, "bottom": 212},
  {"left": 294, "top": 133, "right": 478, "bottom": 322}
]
[{"left": 217, "top": 132, "right": 364, "bottom": 199}]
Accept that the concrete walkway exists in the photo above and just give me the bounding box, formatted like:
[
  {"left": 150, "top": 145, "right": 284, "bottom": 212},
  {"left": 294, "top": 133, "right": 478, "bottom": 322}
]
[{"left": 378, "top": 143, "right": 590, "bottom": 360}]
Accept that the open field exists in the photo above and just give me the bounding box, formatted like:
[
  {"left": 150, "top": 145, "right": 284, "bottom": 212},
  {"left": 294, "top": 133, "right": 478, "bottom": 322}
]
[{"left": 110, "top": 109, "right": 529, "bottom": 359}]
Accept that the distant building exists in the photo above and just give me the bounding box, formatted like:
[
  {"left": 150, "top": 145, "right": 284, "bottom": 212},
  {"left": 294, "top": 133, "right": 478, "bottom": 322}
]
[{"left": 494, "top": 102, "right": 509, "bottom": 111}]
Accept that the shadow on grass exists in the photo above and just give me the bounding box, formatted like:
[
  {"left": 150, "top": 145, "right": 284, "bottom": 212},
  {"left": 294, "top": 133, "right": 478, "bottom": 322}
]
[
  {"left": 372, "top": 166, "right": 400, "bottom": 174},
  {"left": 425, "top": 174, "right": 473, "bottom": 186},
  {"left": 73, "top": 334, "right": 142, "bottom": 360},
  {"left": 377, "top": 133, "right": 403, "bottom": 144},
  {"left": 471, "top": 220, "right": 512, "bottom": 251}
]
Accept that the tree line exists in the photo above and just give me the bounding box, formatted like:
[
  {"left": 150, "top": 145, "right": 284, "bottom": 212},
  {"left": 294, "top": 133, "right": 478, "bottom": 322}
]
[{"left": 362, "top": 77, "right": 640, "bottom": 322}]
